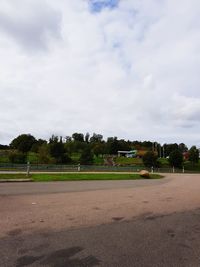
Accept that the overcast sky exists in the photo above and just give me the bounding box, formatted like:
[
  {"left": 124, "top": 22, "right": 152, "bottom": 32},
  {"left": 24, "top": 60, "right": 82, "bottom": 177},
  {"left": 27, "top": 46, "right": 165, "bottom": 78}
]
[{"left": 0, "top": 0, "right": 200, "bottom": 146}]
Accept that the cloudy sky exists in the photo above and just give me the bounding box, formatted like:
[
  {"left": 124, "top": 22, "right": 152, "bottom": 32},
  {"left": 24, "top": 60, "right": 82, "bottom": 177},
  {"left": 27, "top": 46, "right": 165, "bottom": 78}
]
[{"left": 0, "top": 0, "right": 200, "bottom": 146}]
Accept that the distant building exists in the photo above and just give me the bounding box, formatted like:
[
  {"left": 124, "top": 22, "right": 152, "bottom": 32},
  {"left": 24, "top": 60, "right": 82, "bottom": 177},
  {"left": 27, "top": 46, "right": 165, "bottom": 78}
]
[
  {"left": 183, "top": 151, "right": 189, "bottom": 160},
  {"left": 118, "top": 150, "right": 137, "bottom": 158}
]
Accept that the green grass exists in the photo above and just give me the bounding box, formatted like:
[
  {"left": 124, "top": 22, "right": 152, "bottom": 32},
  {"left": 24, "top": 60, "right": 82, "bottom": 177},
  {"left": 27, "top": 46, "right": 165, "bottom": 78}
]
[
  {"left": 0, "top": 173, "right": 162, "bottom": 181},
  {"left": 0, "top": 156, "right": 10, "bottom": 163},
  {"left": 0, "top": 174, "right": 30, "bottom": 179},
  {"left": 0, "top": 150, "right": 10, "bottom": 163},
  {"left": 93, "top": 156, "right": 104, "bottom": 165},
  {"left": 184, "top": 161, "right": 200, "bottom": 171},
  {"left": 158, "top": 158, "right": 170, "bottom": 166},
  {"left": 115, "top": 157, "right": 143, "bottom": 166},
  {"left": 27, "top": 152, "right": 39, "bottom": 164}
]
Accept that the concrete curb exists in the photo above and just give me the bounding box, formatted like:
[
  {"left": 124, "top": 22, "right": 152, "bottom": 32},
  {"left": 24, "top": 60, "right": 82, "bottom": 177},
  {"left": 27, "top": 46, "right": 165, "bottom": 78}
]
[{"left": 0, "top": 179, "right": 33, "bottom": 183}]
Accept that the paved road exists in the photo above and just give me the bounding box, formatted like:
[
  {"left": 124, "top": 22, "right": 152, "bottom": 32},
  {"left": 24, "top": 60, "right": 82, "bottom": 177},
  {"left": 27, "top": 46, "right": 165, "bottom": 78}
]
[
  {"left": 1, "top": 174, "right": 200, "bottom": 266},
  {"left": 0, "top": 178, "right": 168, "bottom": 196},
  {"left": 1, "top": 208, "right": 200, "bottom": 267}
]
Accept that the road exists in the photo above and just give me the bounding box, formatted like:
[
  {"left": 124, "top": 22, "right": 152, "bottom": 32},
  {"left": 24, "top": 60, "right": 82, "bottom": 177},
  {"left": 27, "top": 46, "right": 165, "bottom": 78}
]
[
  {"left": 1, "top": 174, "right": 200, "bottom": 266},
  {"left": 0, "top": 177, "right": 168, "bottom": 195}
]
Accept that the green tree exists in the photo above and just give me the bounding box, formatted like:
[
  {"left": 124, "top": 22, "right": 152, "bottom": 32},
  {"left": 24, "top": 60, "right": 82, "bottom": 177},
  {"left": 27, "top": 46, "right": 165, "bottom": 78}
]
[
  {"left": 0, "top": 144, "right": 9, "bottom": 150},
  {"left": 49, "top": 137, "right": 71, "bottom": 164},
  {"left": 188, "top": 146, "right": 199, "bottom": 165},
  {"left": 90, "top": 133, "right": 103, "bottom": 143},
  {"left": 164, "top": 143, "right": 179, "bottom": 157},
  {"left": 72, "top": 133, "right": 84, "bottom": 142},
  {"left": 106, "top": 137, "right": 119, "bottom": 154},
  {"left": 93, "top": 143, "right": 105, "bottom": 157},
  {"left": 142, "top": 152, "right": 158, "bottom": 167},
  {"left": 168, "top": 150, "right": 183, "bottom": 168},
  {"left": 38, "top": 144, "right": 53, "bottom": 164},
  {"left": 118, "top": 139, "right": 131, "bottom": 151},
  {"left": 85, "top": 132, "right": 90, "bottom": 143},
  {"left": 80, "top": 147, "right": 94, "bottom": 165},
  {"left": 10, "top": 134, "right": 36, "bottom": 153},
  {"left": 31, "top": 139, "right": 47, "bottom": 152},
  {"left": 178, "top": 143, "right": 188, "bottom": 153}
]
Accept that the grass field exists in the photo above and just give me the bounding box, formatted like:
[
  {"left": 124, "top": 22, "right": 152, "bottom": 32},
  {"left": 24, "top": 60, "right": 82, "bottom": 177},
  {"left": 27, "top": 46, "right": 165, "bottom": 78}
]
[
  {"left": 0, "top": 173, "right": 162, "bottom": 182},
  {"left": 115, "top": 157, "right": 143, "bottom": 166}
]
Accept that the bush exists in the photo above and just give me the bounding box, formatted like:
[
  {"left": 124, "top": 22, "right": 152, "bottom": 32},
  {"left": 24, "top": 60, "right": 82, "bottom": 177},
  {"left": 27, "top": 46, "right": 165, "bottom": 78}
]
[
  {"left": 38, "top": 145, "right": 53, "bottom": 164},
  {"left": 8, "top": 152, "right": 27, "bottom": 164}
]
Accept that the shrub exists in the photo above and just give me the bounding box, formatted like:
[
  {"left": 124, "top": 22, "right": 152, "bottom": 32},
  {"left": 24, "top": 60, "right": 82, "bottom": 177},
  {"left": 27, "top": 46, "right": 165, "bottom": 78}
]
[{"left": 8, "top": 152, "right": 27, "bottom": 164}]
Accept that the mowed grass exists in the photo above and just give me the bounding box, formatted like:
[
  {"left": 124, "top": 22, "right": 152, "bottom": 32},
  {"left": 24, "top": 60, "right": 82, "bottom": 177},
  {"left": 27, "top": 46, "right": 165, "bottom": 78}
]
[
  {"left": 0, "top": 173, "right": 163, "bottom": 182},
  {"left": 115, "top": 157, "right": 143, "bottom": 166}
]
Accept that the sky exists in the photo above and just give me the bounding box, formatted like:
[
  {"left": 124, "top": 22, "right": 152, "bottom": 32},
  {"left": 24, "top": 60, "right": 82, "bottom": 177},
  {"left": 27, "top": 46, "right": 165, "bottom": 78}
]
[{"left": 0, "top": 0, "right": 200, "bottom": 147}]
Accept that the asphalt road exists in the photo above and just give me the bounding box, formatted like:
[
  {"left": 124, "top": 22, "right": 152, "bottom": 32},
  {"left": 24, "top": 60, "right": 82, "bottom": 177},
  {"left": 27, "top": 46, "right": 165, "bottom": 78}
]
[
  {"left": 1, "top": 174, "right": 200, "bottom": 266},
  {"left": 0, "top": 178, "right": 168, "bottom": 196},
  {"left": 1, "top": 208, "right": 200, "bottom": 267}
]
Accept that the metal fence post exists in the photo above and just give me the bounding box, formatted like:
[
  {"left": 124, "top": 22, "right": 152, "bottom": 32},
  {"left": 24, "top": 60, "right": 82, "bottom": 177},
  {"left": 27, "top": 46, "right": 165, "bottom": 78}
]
[
  {"left": 151, "top": 166, "right": 154, "bottom": 173},
  {"left": 78, "top": 164, "right": 80, "bottom": 172},
  {"left": 27, "top": 161, "right": 30, "bottom": 177}
]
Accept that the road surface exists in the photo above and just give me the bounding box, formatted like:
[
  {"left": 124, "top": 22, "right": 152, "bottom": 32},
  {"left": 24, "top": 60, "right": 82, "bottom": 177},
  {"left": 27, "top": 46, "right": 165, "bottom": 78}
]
[
  {"left": 0, "top": 177, "right": 168, "bottom": 195},
  {"left": 1, "top": 174, "right": 200, "bottom": 266}
]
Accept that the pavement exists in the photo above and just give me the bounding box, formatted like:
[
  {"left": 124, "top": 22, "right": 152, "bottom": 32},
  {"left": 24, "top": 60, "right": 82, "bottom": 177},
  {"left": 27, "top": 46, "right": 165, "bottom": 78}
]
[
  {"left": 0, "top": 177, "right": 168, "bottom": 195},
  {"left": 1, "top": 173, "right": 200, "bottom": 266}
]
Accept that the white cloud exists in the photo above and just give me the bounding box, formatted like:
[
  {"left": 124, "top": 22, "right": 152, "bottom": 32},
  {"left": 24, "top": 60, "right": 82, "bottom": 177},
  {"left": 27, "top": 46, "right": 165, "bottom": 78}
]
[{"left": 0, "top": 0, "right": 200, "bottom": 146}]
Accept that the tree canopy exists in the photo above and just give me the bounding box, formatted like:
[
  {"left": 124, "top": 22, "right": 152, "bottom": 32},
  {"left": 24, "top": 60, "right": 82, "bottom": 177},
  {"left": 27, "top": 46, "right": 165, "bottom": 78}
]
[{"left": 10, "top": 134, "right": 36, "bottom": 153}]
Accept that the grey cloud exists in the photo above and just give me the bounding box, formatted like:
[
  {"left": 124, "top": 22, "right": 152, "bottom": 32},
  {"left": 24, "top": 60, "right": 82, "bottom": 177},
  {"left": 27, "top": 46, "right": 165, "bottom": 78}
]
[
  {"left": 0, "top": 2, "right": 61, "bottom": 51},
  {"left": 0, "top": 0, "right": 200, "bottom": 146}
]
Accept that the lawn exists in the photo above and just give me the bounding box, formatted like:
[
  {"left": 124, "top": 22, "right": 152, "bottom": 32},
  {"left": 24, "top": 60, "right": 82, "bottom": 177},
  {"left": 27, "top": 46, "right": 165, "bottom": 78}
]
[
  {"left": 0, "top": 173, "right": 162, "bottom": 182},
  {"left": 115, "top": 157, "right": 143, "bottom": 166},
  {"left": 27, "top": 152, "right": 39, "bottom": 164}
]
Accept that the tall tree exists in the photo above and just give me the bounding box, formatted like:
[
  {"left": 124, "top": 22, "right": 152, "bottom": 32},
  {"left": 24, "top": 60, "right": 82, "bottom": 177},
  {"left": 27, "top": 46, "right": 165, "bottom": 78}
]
[
  {"left": 80, "top": 147, "right": 94, "bottom": 165},
  {"left": 178, "top": 143, "right": 188, "bottom": 153},
  {"left": 85, "top": 132, "right": 90, "bottom": 143},
  {"left": 164, "top": 143, "right": 179, "bottom": 157},
  {"left": 106, "top": 137, "right": 119, "bottom": 154},
  {"left": 90, "top": 133, "right": 103, "bottom": 143},
  {"left": 188, "top": 146, "right": 199, "bottom": 165},
  {"left": 168, "top": 150, "right": 183, "bottom": 168},
  {"left": 143, "top": 152, "right": 158, "bottom": 168},
  {"left": 49, "top": 136, "right": 71, "bottom": 163},
  {"left": 72, "top": 133, "right": 84, "bottom": 142},
  {"left": 10, "top": 134, "right": 36, "bottom": 153}
]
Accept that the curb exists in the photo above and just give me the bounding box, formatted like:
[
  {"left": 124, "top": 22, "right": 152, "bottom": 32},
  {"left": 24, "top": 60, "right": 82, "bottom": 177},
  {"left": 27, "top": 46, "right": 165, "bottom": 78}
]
[{"left": 0, "top": 179, "right": 33, "bottom": 183}]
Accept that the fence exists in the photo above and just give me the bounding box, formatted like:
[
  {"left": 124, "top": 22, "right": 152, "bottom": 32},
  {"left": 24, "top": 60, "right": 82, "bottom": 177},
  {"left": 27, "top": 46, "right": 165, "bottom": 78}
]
[{"left": 0, "top": 163, "right": 200, "bottom": 173}]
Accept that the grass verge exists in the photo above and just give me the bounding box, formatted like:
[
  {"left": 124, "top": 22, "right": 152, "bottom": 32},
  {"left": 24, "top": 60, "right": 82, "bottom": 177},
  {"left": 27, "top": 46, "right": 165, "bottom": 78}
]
[{"left": 0, "top": 173, "right": 163, "bottom": 182}]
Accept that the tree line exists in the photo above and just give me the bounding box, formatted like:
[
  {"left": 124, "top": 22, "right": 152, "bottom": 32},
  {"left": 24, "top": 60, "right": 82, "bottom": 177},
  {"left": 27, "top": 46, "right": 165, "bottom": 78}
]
[{"left": 0, "top": 133, "right": 199, "bottom": 166}]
